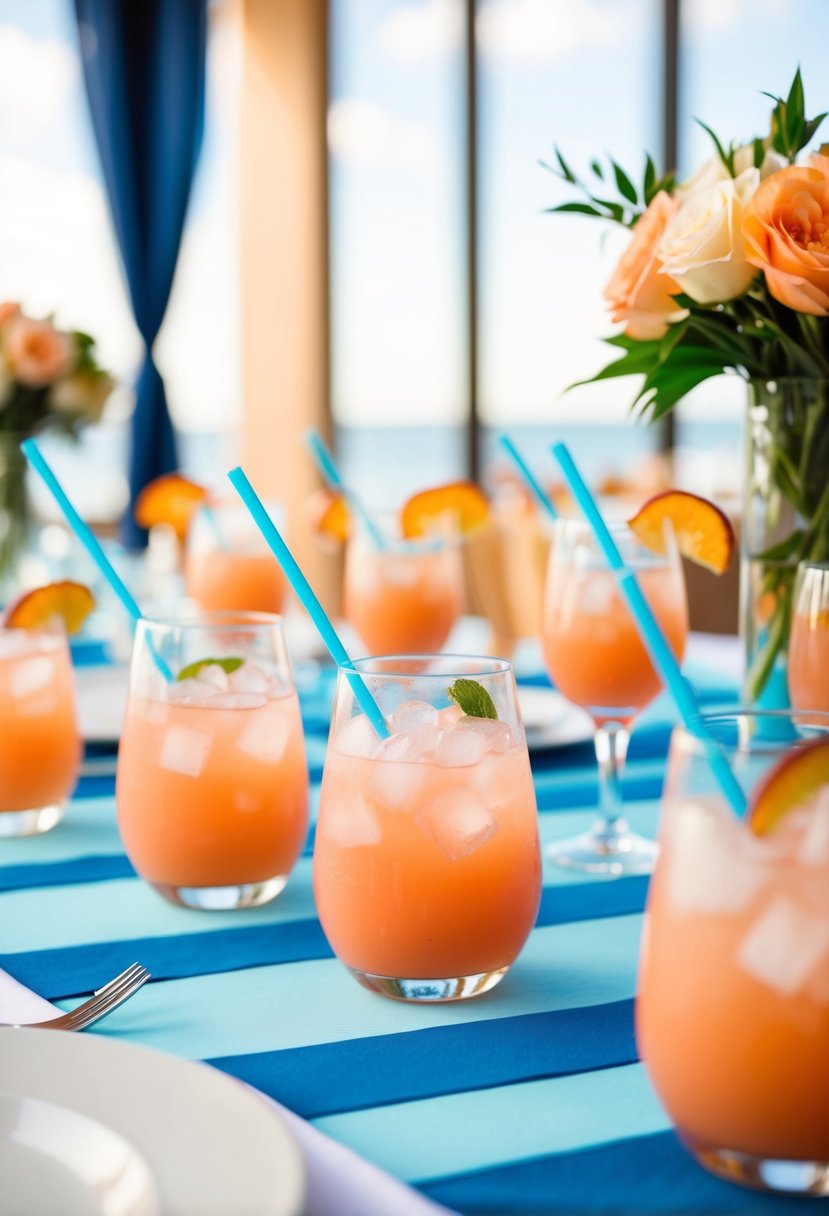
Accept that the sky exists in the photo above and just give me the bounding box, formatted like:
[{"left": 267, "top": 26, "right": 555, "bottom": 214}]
[{"left": 0, "top": 0, "right": 826, "bottom": 437}]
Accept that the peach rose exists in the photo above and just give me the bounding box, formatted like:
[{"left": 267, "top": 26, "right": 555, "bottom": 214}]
[
  {"left": 742, "top": 161, "right": 829, "bottom": 315},
  {"left": 604, "top": 192, "right": 687, "bottom": 340},
  {"left": 0, "top": 303, "right": 20, "bottom": 328},
  {"left": 4, "top": 317, "right": 74, "bottom": 387}
]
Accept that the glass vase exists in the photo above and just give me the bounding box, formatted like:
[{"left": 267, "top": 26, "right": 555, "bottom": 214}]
[
  {"left": 742, "top": 379, "right": 829, "bottom": 705},
  {"left": 0, "top": 434, "right": 30, "bottom": 601}
]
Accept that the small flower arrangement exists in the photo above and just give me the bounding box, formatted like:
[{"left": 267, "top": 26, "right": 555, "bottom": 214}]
[
  {"left": 0, "top": 304, "right": 114, "bottom": 584},
  {"left": 547, "top": 70, "right": 829, "bottom": 699}
]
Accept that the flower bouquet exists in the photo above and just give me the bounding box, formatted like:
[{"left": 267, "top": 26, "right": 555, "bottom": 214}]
[
  {"left": 0, "top": 304, "right": 114, "bottom": 582},
  {"left": 548, "top": 70, "right": 829, "bottom": 701}
]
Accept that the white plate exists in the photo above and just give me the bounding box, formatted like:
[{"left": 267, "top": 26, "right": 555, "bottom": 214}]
[
  {"left": 0, "top": 1091, "right": 159, "bottom": 1216},
  {"left": 517, "top": 686, "right": 594, "bottom": 750},
  {"left": 0, "top": 1029, "right": 304, "bottom": 1216},
  {"left": 75, "top": 665, "right": 129, "bottom": 744}
]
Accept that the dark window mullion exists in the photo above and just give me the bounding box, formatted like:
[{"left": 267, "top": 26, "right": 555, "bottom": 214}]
[{"left": 465, "top": 0, "right": 479, "bottom": 481}]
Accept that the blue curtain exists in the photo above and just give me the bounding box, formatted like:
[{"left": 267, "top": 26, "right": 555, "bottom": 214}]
[{"left": 74, "top": 0, "right": 207, "bottom": 546}]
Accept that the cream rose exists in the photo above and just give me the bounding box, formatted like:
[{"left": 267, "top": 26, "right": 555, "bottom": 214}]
[
  {"left": 676, "top": 146, "right": 785, "bottom": 198},
  {"left": 51, "top": 369, "right": 115, "bottom": 420},
  {"left": 658, "top": 167, "right": 760, "bottom": 304}
]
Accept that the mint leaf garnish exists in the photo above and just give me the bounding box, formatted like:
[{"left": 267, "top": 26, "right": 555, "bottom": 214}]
[
  {"left": 446, "top": 679, "right": 497, "bottom": 720},
  {"left": 177, "top": 657, "right": 244, "bottom": 681}
]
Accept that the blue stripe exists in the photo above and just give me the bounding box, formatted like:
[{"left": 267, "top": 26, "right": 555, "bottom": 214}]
[
  {"left": 208, "top": 998, "right": 637, "bottom": 1119},
  {"left": 419, "top": 1129, "right": 812, "bottom": 1214},
  {"left": 0, "top": 854, "right": 135, "bottom": 892},
  {"left": 0, "top": 877, "right": 649, "bottom": 998}
]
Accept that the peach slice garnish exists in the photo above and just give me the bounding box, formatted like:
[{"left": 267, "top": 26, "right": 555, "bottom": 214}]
[
  {"left": 307, "top": 487, "right": 350, "bottom": 544},
  {"left": 4, "top": 580, "right": 96, "bottom": 635},
  {"left": 627, "top": 490, "right": 735, "bottom": 575},
  {"left": 748, "top": 735, "right": 829, "bottom": 835},
  {"left": 401, "top": 481, "right": 490, "bottom": 540},
  {"left": 133, "top": 473, "right": 208, "bottom": 542}
]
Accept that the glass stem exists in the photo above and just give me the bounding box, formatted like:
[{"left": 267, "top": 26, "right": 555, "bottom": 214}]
[{"left": 593, "top": 721, "right": 630, "bottom": 840}]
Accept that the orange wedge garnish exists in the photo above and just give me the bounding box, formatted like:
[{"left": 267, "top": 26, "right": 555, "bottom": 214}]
[
  {"left": 748, "top": 736, "right": 829, "bottom": 835},
  {"left": 627, "top": 490, "right": 734, "bottom": 575},
  {"left": 401, "top": 482, "right": 489, "bottom": 540},
  {"left": 4, "top": 580, "right": 96, "bottom": 635},
  {"left": 134, "top": 473, "right": 208, "bottom": 542},
  {"left": 308, "top": 488, "right": 350, "bottom": 544}
]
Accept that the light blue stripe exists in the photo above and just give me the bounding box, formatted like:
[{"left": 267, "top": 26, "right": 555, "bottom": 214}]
[
  {"left": 0, "top": 799, "right": 123, "bottom": 864},
  {"left": 312, "top": 1063, "right": 669, "bottom": 1183},
  {"left": 60, "top": 913, "right": 643, "bottom": 1059},
  {"left": 0, "top": 800, "right": 658, "bottom": 950}
]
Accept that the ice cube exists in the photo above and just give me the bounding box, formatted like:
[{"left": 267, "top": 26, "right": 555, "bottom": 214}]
[
  {"left": 436, "top": 704, "right": 464, "bottom": 729},
  {"left": 434, "top": 727, "right": 487, "bottom": 768},
  {"left": 366, "top": 755, "right": 425, "bottom": 812},
  {"left": 0, "top": 630, "right": 34, "bottom": 659},
  {"left": 335, "top": 714, "right": 379, "bottom": 759},
  {"left": 738, "top": 896, "right": 829, "bottom": 995},
  {"left": 195, "top": 663, "right": 230, "bottom": 691},
  {"left": 159, "top": 724, "right": 213, "bottom": 777},
  {"left": 10, "top": 656, "right": 53, "bottom": 698},
  {"left": 168, "top": 678, "right": 210, "bottom": 705},
  {"left": 136, "top": 697, "right": 169, "bottom": 725},
  {"left": 375, "top": 733, "right": 414, "bottom": 762},
  {"left": 578, "top": 573, "right": 616, "bottom": 616},
  {"left": 797, "top": 790, "right": 829, "bottom": 867},
  {"left": 666, "top": 799, "right": 767, "bottom": 914},
  {"left": 399, "top": 721, "right": 443, "bottom": 760},
  {"left": 321, "top": 794, "right": 381, "bottom": 847},
  {"left": 206, "top": 692, "right": 267, "bottom": 710},
  {"left": 416, "top": 787, "right": 499, "bottom": 860},
  {"left": 237, "top": 711, "right": 290, "bottom": 763},
  {"left": 456, "top": 717, "right": 515, "bottom": 755},
  {"left": 389, "top": 700, "right": 439, "bottom": 734},
  {"left": 382, "top": 557, "right": 419, "bottom": 587},
  {"left": 228, "top": 662, "right": 270, "bottom": 695}
]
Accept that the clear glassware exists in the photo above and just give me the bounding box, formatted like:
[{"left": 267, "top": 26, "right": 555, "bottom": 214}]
[
  {"left": 788, "top": 561, "right": 829, "bottom": 712},
  {"left": 541, "top": 519, "right": 688, "bottom": 874},
  {"left": 116, "top": 611, "right": 308, "bottom": 910},
  {"left": 637, "top": 710, "right": 829, "bottom": 1197},
  {"left": 314, "top": 655, "right": 541, "bottom": 1001},
  {"left": 0, "top": 624, "right": 80, "bottom": 836},
  {"left": 185, "top": 502, "right": 288, "bottom": 615},
  {"left": 343, "top": 516, "right": 463, "bottom": 655}
]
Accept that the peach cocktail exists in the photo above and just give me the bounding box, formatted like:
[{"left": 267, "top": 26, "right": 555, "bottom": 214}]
[
  {"left": 788, "top": 561, "right": 829, "bottom": 712},
  {"left": 185, "top": 503, "right": 288, "bottom": 615},
  {"left": 116, "top": 612, "right": 308, "bottom": 910},
  {"left": 314, "top": 656, "right": 542, "bottom": 1001},
  {"left": 343, "top": 518, "right": 463, "bottom": 656},
  {"left": 637, "top": 711, "right": 829, "bottom": 1197},
  {"left": 541, "top": 518, "right": 689, "bottom": 874}
]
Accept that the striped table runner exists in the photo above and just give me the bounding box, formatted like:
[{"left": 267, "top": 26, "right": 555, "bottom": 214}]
[{"left": 0, "top": 650, "right": 811, "bottom": 1215}]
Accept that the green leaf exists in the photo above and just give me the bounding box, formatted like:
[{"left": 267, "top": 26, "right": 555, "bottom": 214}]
[
  {"left": 545, "top": 202, "right": 604, "bottom": 218},
  {"left": 446, "top": 679, "right": 498, "bottom": 721},
  {"left": 643, "top": 154, "right": 656, "bottom": 201},
  {"left": 753, "top": 137, "right": 765, "bottom": 168},
  {"left": 755, "top": 530, "right": 805, "bottom": 563},
  {"left": 555, "top": 146, "right": 576, "bottom": 183},
  {"left": 177, "top": 657, "right": 244, "bottom": 681},
  {"left": 611, "top": 160, "right": 638, "bottom": 204},
  {"left": 590, "top": 159, "right": 604, "bottom": 179},
  {"left": 786, "top": 67, "right": 804, "bottom": 125},
  {"left": 695, "top": 118, "right": 734, "bottom": 174}
]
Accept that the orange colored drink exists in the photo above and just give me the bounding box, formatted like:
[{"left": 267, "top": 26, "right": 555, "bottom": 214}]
[
  {"left": 314, "top": 657, "right": 541, "bottom": 1000},
  {"left": 542, "top": 561, "right": 688, "bottom": 724},
  {"left": 637, "top": 713, "right": 829, "bottom": 1193},
  {"left": 788, "top": 564, "right": 829, "bottom": 712},
  {"left": 0, "top": 629, "right": 80, "bottom": 834},
  {"left": 185, "top": 503, "right": 287, "bottom": 614},
  {"left": 343, "top": 528, "right": 463, "bottom": 655},
  {"left": 116, "top": 614, "right": 309, "bottom": 909}
]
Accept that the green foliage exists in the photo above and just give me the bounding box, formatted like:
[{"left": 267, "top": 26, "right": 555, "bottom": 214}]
[
  {"left": 446, "top": 679, "right": 498, "bottom": 721},
  {"left": 763, "top": 67, "right": 828, "bottom": 162},
  {"left": 541, "top": 148, "right": 675, "bottom": 229}
]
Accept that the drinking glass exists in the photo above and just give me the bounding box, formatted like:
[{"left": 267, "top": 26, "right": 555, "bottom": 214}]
[
  {"left": 314, "top": 656, "right": 541, "bottom": 1001},
  {"left": 343, "top": 517, "right": 463, "bottom": 655},
  {"left": 116, "top": 611, "right": 309, "bottom": 909},
  {"left": 0, "top": 625, "right": 81, "bottom": 836},
  {"left": 185, "top": 502, "right": 287, "bottom": 614},
  {"left": 788, "top": 561, "right": 829, "bottom": 711},
  {"left": 637, "top": 710, "right": 829, "bottom": 1196},
  {"left": 541, "top": 519, "right": 688, "bottom": 873}
]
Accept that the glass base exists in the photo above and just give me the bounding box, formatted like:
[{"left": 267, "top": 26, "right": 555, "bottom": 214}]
[
  {"left": 350, "top": 966, "right": 509, "bottom": 1002},
  {"left": 0, "top": 803, "right": 64, "bottom": 837},
  {"left": 151, "top": 874, "right": 288, "bottom": 910},
  {"left": 545, "top": 820, "right": 658, "bottom": 876},
  {"left": 690, "top": 1140, "right": 829, "bottom": 1196}
]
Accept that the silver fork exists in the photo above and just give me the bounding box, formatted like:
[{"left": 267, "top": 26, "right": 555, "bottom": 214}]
[{"left": 3, "top": 963, "right": 151, "bottom": 1032}]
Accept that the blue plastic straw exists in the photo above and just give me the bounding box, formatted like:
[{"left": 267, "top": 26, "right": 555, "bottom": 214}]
[
  {"left": 498, "top": 435, "right": 559, "bottom": 521},
  {"left": 551, "top": 441, "right": 747, "bottom": 817},
  {"left": 227, "top": 465, "right": 390, "bottom": 738},
  {"left": 21, "top": 439, "right": 173, "bottom": 682},
  {"left": 304, "top": 430, "right": 387, "bottom": 551}
]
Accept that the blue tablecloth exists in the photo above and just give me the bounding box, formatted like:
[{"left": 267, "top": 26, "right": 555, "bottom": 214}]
[{"left": 0, "top": 646, "right": 815, "bottom": 1214}]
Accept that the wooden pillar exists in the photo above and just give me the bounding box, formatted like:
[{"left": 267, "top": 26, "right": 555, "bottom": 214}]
[{"left": 239, "top": 0, "right": 336, "bottom": 605}]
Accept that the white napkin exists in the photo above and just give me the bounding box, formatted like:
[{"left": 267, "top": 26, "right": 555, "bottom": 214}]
[{"left": 0, "top": 969, "right": 455, "bottom": 1216}]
